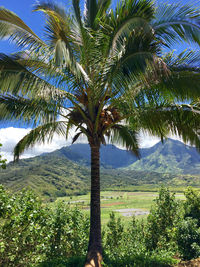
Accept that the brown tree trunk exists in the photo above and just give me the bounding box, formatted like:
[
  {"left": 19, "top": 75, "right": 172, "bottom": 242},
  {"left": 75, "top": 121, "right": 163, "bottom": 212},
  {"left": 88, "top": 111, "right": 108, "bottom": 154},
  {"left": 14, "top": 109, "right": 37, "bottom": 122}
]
[{"left": 85, "top": 144, "right": 102, "bottom": 267}]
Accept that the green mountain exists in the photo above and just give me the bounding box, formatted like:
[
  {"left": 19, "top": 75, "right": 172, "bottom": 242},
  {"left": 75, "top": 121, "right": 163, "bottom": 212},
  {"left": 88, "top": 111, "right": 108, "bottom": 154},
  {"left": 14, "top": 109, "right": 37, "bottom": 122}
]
[
  {"left": 0, "top": 152, "right": 173, "bottom": 200},
  {"left": 51, "top": 143, "right": 139, "bottom": 168},
  {"left": 0, "top": 138, "right": 200, "bottom": 199},
  {"left": 51, "top": 139, "right": 200, "bottom": 174},
  {"left": 127, "top": 139, "right": 200, "bottom": 174}
]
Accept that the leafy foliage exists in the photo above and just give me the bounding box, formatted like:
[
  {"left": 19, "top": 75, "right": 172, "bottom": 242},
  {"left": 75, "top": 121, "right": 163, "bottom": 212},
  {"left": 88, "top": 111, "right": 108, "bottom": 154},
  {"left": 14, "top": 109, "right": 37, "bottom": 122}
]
[
  {"left": 0, "top": 186, "right": 89, "bottom": 266},
  {"left": 184, "top": 188, "right": 200, "bottom": 227},
  {"left": 175, "top": 188, "right": 200, "bottom": 260},
  {"left": 0, "top": 144, "right": 6, "bottom": 169},
  {"left": 176, "top": 218, "right": 200, "bottom": 261},
  {"left": 1, "top": 186, "right": 200, "bottom": 265},
  {"left": 103, "top": 205, "right": 178, "bottom": 267},
  {"left": 145, "top": 187, "right": 181, "bottom": 251}
]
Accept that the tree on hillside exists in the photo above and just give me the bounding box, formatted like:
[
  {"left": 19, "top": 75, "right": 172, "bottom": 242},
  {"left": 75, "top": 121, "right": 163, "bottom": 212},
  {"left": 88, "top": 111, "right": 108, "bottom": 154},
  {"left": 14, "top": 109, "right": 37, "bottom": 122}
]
[
  {"left": 0, "top": 144, "right": 6, "bottom": 169},
  {"left": 0, "top": 0, "right": 200, "bottom": 266}
]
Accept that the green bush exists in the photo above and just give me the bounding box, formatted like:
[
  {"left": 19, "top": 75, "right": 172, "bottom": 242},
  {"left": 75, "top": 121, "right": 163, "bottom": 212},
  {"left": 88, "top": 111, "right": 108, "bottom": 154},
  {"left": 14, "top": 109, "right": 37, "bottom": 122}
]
[
  {"left": 175, "top": 188, "right": 200, "bottom": 260},
  {"left": 104, "top": 212, "right": 124, "bottom": 255},
  {"left": 184, "top": 188, "right": 200, "bottom": 227},
  {"left": 0, "top": 144, "right": 6, "bottom": 169},
  {"left": 45, "top": 201, "right": 89, "bottom": 260},
  {"left": 0, "top": 188, "right": 48, "bottom": 266},
  {"left": 145, "top": 187, "right": 181, "bottom": 251},
  {"left": 2, "top": 185, "right": 198, "bottom": 266},
  {"left": 176, "top": 217, "right": 200, "bottom": 260},
  {"left": 0, "top": 186, "right": 89, "bottom": 266},
  {"left": 103, "top": 211, "right": 178, "bottom": 267}
]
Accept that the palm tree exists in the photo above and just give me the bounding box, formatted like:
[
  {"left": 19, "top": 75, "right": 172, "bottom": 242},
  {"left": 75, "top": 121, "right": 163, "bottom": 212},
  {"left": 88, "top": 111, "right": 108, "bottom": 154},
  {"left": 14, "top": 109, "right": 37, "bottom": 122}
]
[{"left": 0, "top": 0, "right": 200, "bottom": 266}]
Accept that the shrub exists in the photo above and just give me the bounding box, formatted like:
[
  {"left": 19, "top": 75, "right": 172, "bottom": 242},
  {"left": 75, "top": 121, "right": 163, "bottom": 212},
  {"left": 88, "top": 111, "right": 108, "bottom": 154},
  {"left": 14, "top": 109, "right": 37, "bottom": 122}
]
[
  {"left": 0, "top": 186, "right": 89, "bottom": 266},
  {"left": 104, "top": 212, "right": 124, "bottom": 253},
  {"left": 184, "top": 188, "right": 200, "bottom": 227},
  {"left": 176, "top": 217, "right": 200, "bottom": 260},
  {"left": 0, "top": 189, "right": 47, "bottom": 266},
  {"left": 0, "top": 186, "right": 183, "bottom": 266},
  {"left": 175, "top": 188, "right": 200, "bottom": 260},
  {"left": 45, "top": 201, "right": 89, "bottom": 260},
  {"left": 103, "top": 212, "right": 178, "bottom": 267},
  {"left": 145, "top": 187, "right": 181, "bottom": 251}
]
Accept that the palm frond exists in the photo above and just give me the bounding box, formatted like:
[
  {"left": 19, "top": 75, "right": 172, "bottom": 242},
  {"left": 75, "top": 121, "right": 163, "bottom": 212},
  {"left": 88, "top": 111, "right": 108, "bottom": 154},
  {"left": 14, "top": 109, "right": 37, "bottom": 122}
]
[
  {"left": 97, "top": 0, "right": 111, "bottom": 19},
  {"left": 164, "top": 49, "right": 200, "bottom": 71},
  {"left": 108, "top": 0, "right": 155, "bottom": 28},
  {"left": 34, "top": 1, "right": 79, "bottom": 66},
  {"left": 0, "top": 94, "right": 59, "bottom": 126},
  {"left": 134, "top": 105, "right": 200, "bottom": 149},
  {"left": 153, "top": 2, "right": 200, "bottom": 47},
  {"left": 84, "top": 0, "right": 98, "bottom": 28},
  {"left": 0, "top": 53, "right": 49, "bottom": 95},
  {"left": 108, "top": 124, "right": 140, "bottom": 156},
  {"left": 102, "top": 0, "right": 155, "bottom": 58},
  {"left": 72, "top": 0, "right": 82, "bottom": 26},
  {"left": 114, "top": 49, "right": 200, "bottom": 103},
  {"left": 153, "top": 71, "right": 200, "bottom": 102},
  {"left": 72, "top": 132, "right": 82, "bottom": 144},
  {"left": 0, "top": 53, "right": 75, "bottom": 100},
  {"left": 0, "top": 7, "right": 45, "bottom": 49},
  {"left": 14, "top": 121, "right": 68, "bottom": 161}
]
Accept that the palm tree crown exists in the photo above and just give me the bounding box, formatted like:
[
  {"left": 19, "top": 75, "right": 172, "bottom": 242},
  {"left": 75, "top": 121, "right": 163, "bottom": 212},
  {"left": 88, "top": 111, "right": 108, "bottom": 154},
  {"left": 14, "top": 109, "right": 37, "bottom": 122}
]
[{"left": 0, "top": 0, "right": 200, "bottom": 266}]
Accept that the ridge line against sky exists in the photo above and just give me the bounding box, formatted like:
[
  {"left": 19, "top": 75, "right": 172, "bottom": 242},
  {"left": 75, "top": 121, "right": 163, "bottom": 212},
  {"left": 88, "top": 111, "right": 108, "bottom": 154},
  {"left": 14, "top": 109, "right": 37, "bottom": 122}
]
[{"left": 0, "top": 0, "right": 196, "bottom": 161}]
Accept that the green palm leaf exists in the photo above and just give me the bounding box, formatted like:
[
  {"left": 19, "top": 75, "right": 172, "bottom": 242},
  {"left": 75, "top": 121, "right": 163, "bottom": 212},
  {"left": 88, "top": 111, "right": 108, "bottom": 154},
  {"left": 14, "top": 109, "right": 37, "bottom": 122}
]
[
  {"left": 84, "top": 0, "right": 98, "bottom": 28},
  {"left": 14, "top": 121, "right": 68, "bottom": 161},
  {"left": 0, "top": 7, "right": 45, "bottom": 49},
  {"left": 109, "top": 124, "right": 140, "bottom": 156},
  {"left": 153, "top": 2, "right": 200, "bottom": 47},
  {"left": 134, "top": 105, "right": 200, "bottom": 149},
  {"left": 0, "top": 94, "right": 59, "bottom": 126}
]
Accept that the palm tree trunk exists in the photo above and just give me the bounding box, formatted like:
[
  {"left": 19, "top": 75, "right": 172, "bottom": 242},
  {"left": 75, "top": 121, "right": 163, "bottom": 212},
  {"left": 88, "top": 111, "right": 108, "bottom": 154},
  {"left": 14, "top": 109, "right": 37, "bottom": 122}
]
[{"left": 85, "top": 144, "right": 102, "bottom": 267}]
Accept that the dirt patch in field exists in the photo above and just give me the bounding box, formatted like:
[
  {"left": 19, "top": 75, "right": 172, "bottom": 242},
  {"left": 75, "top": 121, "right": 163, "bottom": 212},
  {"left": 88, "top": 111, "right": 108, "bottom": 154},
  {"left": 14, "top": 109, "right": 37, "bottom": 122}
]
[
  {"left": 101, "top": 202, "right": 125, "bottom": 207},
  {"left": 127, "top": 192, "right": 155, "bottom": 196},
  {"left": 115, "top": 208, "right": 149, "bottom": 217},
  {"left": 176, "top": 258, "right": 200, "bottom": 267}
]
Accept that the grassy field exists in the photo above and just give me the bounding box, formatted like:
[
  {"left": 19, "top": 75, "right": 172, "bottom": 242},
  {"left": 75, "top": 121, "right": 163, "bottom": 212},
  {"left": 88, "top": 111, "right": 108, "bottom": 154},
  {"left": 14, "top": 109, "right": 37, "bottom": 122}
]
[{"left": 56, "top": 191, "right": 185, "bottom": 225}]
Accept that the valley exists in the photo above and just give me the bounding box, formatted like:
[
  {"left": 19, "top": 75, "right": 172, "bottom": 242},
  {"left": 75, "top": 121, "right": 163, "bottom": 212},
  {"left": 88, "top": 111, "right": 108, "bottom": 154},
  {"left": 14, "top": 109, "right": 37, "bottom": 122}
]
[{"left": 0, "top": 138, "right": 200, "bottom": 200}]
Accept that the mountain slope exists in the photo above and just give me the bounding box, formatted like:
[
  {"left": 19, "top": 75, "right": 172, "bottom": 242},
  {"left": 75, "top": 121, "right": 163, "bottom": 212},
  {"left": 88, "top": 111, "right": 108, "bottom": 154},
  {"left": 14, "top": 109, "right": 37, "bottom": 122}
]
[
  {"left": 1, "top": 138, "right": 200, "bottom": 199},
  {"left": 50, "top": 139, "right": 200, "bottom": 174},
  {"left": 0, "top": 153, "right": 91, "bottom": 199},
  {"left": 127, "top": 139, "right": 200, "bottom": 174},
  {"left": 0, "top": 152, "right": 178, "bottom": 199},
  {"left": 52, "top": 143, "right": 139, "bottom": 168}
]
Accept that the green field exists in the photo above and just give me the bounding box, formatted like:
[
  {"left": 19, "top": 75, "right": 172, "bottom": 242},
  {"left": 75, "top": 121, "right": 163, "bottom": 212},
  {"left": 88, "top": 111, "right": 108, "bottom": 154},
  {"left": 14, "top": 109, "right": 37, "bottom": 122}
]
[{"left": 57, "top": 191, "right": 185, "bottom": 224}]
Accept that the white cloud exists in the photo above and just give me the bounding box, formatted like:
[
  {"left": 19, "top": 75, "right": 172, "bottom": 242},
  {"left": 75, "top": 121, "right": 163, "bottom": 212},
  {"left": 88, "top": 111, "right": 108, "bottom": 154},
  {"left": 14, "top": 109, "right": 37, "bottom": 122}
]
[
  {"left": 138, "top": 131, "right": 184, "bottom": 148},
  {"left": 138, "top": 132, "right": 160, "bottom": 148},
  {"left": 0, "top": 127, "right": 185, "bottom": 162},
  {"left": 0, "top": 127, "right": 75, "bottom": 162}
]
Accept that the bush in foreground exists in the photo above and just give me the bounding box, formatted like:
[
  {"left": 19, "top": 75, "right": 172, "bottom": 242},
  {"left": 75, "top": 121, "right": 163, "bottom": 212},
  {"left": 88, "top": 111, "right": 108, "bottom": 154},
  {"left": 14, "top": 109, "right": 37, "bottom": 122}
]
[
  {"left": 1, "top": 185, "right": 200, "bottom": 266},
  {"left": 0, "top": 185, "right": 89, "bottom": 266}
]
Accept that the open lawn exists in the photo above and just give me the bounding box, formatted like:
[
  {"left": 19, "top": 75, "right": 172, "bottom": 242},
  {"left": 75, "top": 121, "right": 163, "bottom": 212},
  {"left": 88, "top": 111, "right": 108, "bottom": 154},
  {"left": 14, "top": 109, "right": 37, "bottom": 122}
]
[{"left": 56, "top": 191, "right": 185, "bottom": 224}]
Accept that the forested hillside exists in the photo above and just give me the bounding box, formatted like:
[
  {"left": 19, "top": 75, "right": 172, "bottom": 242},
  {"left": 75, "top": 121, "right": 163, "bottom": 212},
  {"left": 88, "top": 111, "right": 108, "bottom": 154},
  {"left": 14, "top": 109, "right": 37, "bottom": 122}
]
[{"left": 1, "top": 139, "right": 200, "bottom": 199}]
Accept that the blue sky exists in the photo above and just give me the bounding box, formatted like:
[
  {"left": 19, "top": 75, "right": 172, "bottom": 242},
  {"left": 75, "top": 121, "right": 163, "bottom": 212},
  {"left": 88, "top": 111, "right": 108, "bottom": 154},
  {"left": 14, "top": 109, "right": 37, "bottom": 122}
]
[
  {"left": 0, "top": 0, "right": 196, "bottom": 55},
  {"left": 0, "top": 0, "right": 198, "bottom": 160}
]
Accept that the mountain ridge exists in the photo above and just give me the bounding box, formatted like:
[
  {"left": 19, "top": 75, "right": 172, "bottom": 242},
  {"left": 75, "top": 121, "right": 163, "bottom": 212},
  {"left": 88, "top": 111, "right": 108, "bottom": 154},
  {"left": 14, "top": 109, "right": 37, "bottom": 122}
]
[
  {"left": 0, "top": 138, "right": 200, "bottom": 199},
  {"left": 49, "top": 138, "right": 200, "bottom": 173}
]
